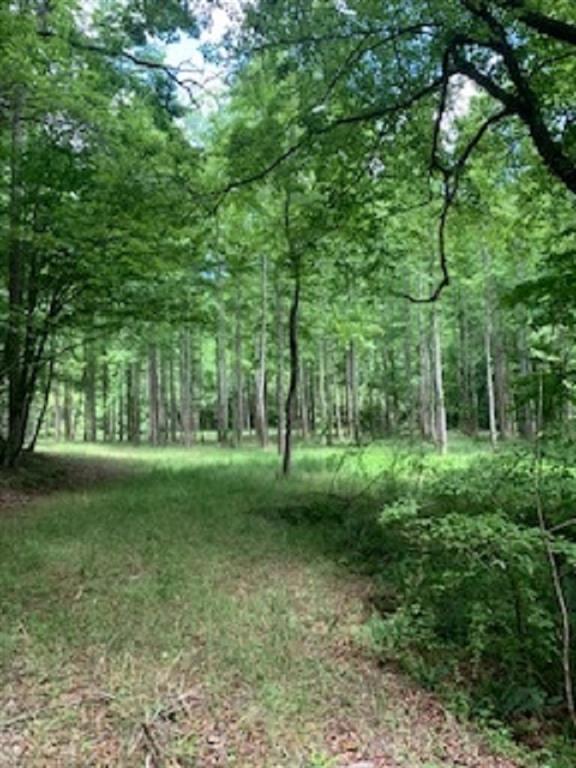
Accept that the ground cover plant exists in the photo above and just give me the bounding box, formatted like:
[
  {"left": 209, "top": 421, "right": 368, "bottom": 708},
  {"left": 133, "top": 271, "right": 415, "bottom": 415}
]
[
  {"left": 2, "top": 1, "right": 576, "bottom": 766},
  {"left": 0, "top": 439, "right": 574, "bottom": 766}
]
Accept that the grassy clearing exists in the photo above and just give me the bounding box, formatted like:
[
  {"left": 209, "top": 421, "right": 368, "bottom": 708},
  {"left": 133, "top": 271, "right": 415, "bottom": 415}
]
[{"left": 0, "top": 440, "right": 536, "bottom": 766}]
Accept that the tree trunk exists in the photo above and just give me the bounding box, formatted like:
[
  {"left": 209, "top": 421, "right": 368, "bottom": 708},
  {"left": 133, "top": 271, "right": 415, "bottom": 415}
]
[
  {"left": 255, "top": 255, "right": 268, "bottom": 448},
  {"left": 432, "top": 307, "right": 448, "bottom": 454},
  {"left": 3, "top": 95, "right": 27, "bottom": 466},
  {"left": 518, "top": 330, "right": 536, "bottom": 439},
  {"left": 127, "top": 361, "right": 141, "bottom": 445},
  {"left": 282, "top": 272, "right": 300, "bottom": 476},
  {"left": 168, "top": 350, "right": 177, "bottom": 443},
  {"left": 418, "top": 306, "right": 435, "bottom": 441},
  {"left": 64, "top": 381, "right": 74, "bottom": 441},
  {"left": 347, "top": 341, "right": 360, "bottom": 443},
  {"left": 191, "top": 331, "right": 201, "bottom": 439},
  {"left": 324, "top": 341, "right": 335, "bottom": 445},
  {"left": 233, "top": 297, "right": 244, "bottom": 446},
  {"left": 84, "top": 343, "right": 97, "bottom": 443},
  {"left": 26, "top": 358, "right": 55, "bottom": 453},
  {"left": 53, "top": 380, "right": 63, "bottom": 441},
  {"left": 494, "top": 332, "right": 512, "bottom": 439},
  {"left": 159, "top": 349, "right": 168, "bottom": 444},
  {"left": 334, "top": 376, "right": 343, "bottom": 441},
  {"left": 148, "top": 344, "right": 160, "bottom": 445},
  {"left": 299, "top": 359, "right": 309, "bottom": 440},
  {"left": 457, "top": 301, "right": 478, "bottom": 436},
  {"left": 275, "top": 271, "right": 285, "bottom": 455},
  {"left": 485, "top": 308, "right": 499, "bottom": 449},
  {"left": 180, "top": 329, "right": 192, "bottom": 445},
  {"left": 102, "top": 358, "right": 112, "bottom": 442},
  {"left": 216, "top": 298, "right": 229, "bottom": 444}
]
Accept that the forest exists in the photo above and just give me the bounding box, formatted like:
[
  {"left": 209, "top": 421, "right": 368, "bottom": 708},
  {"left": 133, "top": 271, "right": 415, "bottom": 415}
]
[{"left": 1, "top": 1, "right": 576, "bottom": 766}]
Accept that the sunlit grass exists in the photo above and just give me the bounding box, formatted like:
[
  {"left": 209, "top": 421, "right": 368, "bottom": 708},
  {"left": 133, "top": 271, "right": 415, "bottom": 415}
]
[{"left": 0, "top": 436, "right": 532, "bottom": 766}]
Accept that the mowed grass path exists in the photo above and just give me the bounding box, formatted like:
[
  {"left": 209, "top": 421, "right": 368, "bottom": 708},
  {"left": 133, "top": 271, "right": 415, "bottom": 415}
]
[{"left": 1, "top": 443, "right": 525, "bottom": 767}]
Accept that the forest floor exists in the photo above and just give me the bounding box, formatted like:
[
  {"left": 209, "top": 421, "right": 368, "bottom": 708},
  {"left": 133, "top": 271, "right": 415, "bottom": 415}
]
[{"left": 0, "top": 442, "right": 534, "bottom": 767}]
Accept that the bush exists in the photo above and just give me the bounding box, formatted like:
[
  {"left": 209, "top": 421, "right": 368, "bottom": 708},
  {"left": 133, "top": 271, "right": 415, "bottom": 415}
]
[{"left": 371, "top": 450, "right": 576, "bottom": 721}]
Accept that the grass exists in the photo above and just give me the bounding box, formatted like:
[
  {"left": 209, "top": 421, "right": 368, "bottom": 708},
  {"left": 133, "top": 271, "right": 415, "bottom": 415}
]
[{"left": 0, "top": 439, "right": 536, "bottom": 766}]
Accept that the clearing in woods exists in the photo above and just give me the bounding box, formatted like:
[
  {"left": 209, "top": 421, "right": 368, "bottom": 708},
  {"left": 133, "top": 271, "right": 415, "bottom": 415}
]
[{"left": 1, "top": 443, "right": 528, "bottom": 767}]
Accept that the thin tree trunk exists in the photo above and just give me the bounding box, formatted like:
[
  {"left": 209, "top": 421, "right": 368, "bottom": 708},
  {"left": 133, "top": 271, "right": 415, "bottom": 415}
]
[
  {"left": 64, "top": 381, "right": 74, "bottom": 441},
  {"left": 485, "top": 308, "right": 498, "bottom": 449},
  {"left": 299, "top": 359, "right": 309, "bottom": 441},
  {"left": 494, "top": 332, "right": 511, "bottom": 439},
  {"left": 191, "top": 332, "right": 201, "bottom": 438},
  {"left": 483, "top": 247, "right": 499, "bottom": 448},
  {"left": 348, "top": 341, "right": 360, "bottom": 443},
  {"left": 168, "top": 350, "right": 177, "bottom": 443},
  {"left": 102, "top": 357, "right": 112, "bottom": 442},
  {"left": 84, "top": 343, "right": 97, "bottom": 442},
  {"left": 432, "top": 307, "right": 448, "bottom": 454},
  {"left": 216, "top": 287, "right": 229, "bottom": 444},
  {"left": 233, "top": 297, "right": 243, "bottom": 446},
  {"left": 26, "top": 357, "right": 55, "bottom": 453},
  {"left": 180, "top": 329, "right": 192, "bottom": 445},
  {"left": 275, "top": 271, "right": 285, "bottom": 455},
  {"left": 118, "top": 374, "right": 124, "bottom": 443},
  {"left": 159, "top": 349, "right": 168, "bottom": 444},
  {"left": 148, "top": 344, "right": 159, "bottom": 445},
  {"left": 127, "top": 361, "right": 141, "bottom": 445},
  {"left": 282, "top": 273, "right": 300, "bottom": 476},
  {"left": 418, "top": 311, "right": 433, "bottom": 440},
  {"left": 518, "top": 329, "right": 536, "bottom": 439},
  {"left": 53, "top": 379, "right": 63, "bottom": 441},
  {"left": 255, "top": 255, "right": 268, "bottom": 448},
  {"left": 335, "top": 378, "right": 343, "bottom": 441}
]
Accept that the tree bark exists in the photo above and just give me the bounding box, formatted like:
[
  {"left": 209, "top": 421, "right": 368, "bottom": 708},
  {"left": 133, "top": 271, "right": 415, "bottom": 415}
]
[
  {"left": 348, "top": 341, "right": 360, "bottom": 443},
  {"left": 127, "top": 361, "right": 141, "bottom": 445},
  {"left": 3, "top": 94, "right": 27, "bottom": 465},
  {"left": 84, "top": 343, "right": 97, "bottom": 443},
  {"left": 148, "top": 344, "right": 160, "bottom": 445},
  {"left": 180, "top": 329, "right": 192, "bottom": 445},
  {"left": 275, "top": 270, "right": 285, "bottom": 455},
  {"left": 255, "top": 255, "right": 268, "bottom": 448},
  {"left": 432, "top": 306, "right": 448, "bottom": 454},
  {"left": 485, "top": 306, "right": 499, "bottom": 449},
  {"left": 233, "top": 296, "right": 244, "bottom": 446},
  {"left": 216, "top": 296, "right": 229, "bottom": 444},
  {"left": 282, "top": 271, "right": 300, "bottom": 476},
  {"left": 64, "top": 381, "right": 74, "bottom": 441},
  {"left": 299, "top": 359, "right": 309, "bottom": 440}
]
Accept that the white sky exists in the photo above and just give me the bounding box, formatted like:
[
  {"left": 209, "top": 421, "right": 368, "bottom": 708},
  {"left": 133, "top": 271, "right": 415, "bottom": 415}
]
[
  {"left": 163, "top": 3, "right": 478, "bottom": 128},
  {"left": 164, "top": 5, "right": 237, "bottom": 113}
]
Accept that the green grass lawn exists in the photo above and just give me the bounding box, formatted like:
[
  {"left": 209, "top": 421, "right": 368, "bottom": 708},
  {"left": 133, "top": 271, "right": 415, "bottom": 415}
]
[{"left": 0, "top": 440, "right": 534, "bottom": 766}]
